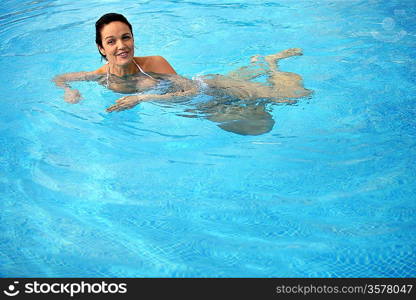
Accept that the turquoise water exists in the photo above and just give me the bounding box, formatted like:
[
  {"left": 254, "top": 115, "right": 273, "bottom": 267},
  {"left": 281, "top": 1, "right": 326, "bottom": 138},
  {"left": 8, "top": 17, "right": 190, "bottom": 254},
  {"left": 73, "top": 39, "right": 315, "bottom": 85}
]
[{"left": 0, "top": 0, "right": 415, "bottom": 277}]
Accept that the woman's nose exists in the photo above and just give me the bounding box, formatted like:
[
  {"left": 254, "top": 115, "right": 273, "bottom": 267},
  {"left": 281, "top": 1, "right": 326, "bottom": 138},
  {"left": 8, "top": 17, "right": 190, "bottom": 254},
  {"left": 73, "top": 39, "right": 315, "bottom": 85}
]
[{"left": 116, "top": 39, "right": 126, "bottom": 48}]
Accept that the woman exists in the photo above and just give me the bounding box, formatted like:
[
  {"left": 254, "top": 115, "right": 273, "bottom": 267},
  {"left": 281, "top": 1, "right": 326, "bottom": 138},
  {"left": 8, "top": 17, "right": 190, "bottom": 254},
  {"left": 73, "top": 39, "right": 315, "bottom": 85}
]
[{"left": 53, "top": 13, "right": 311, "bottom": 135}]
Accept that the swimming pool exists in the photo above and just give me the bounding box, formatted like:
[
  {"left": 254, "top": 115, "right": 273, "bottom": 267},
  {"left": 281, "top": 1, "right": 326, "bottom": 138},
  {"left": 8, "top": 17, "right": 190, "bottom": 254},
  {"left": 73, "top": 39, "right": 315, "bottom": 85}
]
[{"left": 0, "top": 0, "right": 415, "bottom": 277}]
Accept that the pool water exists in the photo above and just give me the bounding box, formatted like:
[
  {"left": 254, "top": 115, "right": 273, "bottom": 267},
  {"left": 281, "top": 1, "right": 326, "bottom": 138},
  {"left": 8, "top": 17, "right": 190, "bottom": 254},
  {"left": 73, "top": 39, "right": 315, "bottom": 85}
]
[{"left": 0, "top": 0, "right": 415, "bottom": 277}]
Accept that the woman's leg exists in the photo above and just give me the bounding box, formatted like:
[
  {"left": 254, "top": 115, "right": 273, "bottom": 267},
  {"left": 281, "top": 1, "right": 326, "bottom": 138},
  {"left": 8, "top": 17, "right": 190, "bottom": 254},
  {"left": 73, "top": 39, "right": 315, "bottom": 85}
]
[
  {"left": 226, "top": 48, "right": 302, "bottom": 80},
  {"left": 264, "top": 48, "right": 303, "bottom": 72},
  {"left": 196, "top": 101, "right": 276, "bottom": 135},
  {"left": 264, "top": 48, "right": 312, "bottom": 98},
  {"left": 210, "top": 104, "right": 275, "bottom": 135},
  {"left": 224, "top": 48, "right": 311, "bottom": 98},
  {"left": 226, "top": 55, "right": 269, "bottom": 81}
]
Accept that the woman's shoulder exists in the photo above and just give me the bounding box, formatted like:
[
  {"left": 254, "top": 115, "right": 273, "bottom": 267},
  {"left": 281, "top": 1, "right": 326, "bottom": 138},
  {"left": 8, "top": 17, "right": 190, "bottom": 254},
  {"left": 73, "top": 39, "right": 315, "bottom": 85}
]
[
  {"left": 135, "top": 56, "right": 176, "bottom": 74},
  {"left": 134, "top": 55, "right": 164, "bottom": 63},
  {"left": 91, "top": 64, "right": 107, "bottom": 75},
  {"left": 90, "top": 56, "right": 176, "bottom": 75}
]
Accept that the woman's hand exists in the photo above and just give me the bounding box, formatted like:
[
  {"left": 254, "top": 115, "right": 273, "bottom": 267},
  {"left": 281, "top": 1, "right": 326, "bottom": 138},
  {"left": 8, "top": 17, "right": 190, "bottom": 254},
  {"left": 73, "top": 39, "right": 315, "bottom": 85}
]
[
  {"left": 64, "top": 89, "right": 83, "bottom": 103},
  {"left": 106, "top": 94, "right": 149, "bottom": 112}
]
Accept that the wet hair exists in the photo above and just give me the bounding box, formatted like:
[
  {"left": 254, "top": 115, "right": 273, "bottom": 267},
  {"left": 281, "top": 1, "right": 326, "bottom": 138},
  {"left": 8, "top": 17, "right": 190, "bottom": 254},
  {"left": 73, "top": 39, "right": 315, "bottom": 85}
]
[{"left": 95, "top": 13, "right": 133, "bottom": 60}]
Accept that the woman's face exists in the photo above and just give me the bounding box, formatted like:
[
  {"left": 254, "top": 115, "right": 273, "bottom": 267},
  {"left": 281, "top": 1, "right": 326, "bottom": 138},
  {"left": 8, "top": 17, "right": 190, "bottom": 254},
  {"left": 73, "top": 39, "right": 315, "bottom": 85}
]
[{"left": 98, "top": 21, "right": 134, "bottom": 66}]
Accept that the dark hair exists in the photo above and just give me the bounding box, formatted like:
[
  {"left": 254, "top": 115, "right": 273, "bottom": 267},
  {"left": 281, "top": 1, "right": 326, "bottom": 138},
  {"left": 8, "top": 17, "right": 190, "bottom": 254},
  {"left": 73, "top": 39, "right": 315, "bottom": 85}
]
[{"left": 95, "top": 13, "right": 133, "bottom": 60}]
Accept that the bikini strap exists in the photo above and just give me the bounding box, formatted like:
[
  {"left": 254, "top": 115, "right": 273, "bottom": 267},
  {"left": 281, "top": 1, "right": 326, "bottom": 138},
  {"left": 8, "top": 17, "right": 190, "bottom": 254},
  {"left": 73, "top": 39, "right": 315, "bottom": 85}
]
[
  {"left": 105, "top": 59, "right": 155, "bottom": 88},
  {"left": 106, "top": 62, "right": 110, "bottom": 88},
  {"left": 132, "top": 59, "right": 156, "bottom": 80}
]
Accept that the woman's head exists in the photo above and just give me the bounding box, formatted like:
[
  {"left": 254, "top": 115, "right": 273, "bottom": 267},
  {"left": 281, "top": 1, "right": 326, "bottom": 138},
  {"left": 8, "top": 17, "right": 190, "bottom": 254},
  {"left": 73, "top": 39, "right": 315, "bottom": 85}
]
[{"left": 95, "top": 13, "right": 134, "bottom": 64}]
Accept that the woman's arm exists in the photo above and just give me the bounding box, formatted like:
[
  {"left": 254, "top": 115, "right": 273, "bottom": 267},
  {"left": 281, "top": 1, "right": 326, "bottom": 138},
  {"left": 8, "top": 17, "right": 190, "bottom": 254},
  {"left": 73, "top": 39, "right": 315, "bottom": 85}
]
[
  {"left": 52, "top": 71, "right": 100, "bottom": 103},
  {"left": 106, "top": 75, "right": 198, "bottom": 112}
]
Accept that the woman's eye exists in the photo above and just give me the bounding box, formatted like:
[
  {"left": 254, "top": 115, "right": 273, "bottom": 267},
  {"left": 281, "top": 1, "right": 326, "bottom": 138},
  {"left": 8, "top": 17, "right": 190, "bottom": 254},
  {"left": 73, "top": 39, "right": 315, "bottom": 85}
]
[
  {"left": 123, "top": 36, "right": 131, "bottom": 40},
  {"left": 107, "top": 40, "right": 114, "bottom": 44}
]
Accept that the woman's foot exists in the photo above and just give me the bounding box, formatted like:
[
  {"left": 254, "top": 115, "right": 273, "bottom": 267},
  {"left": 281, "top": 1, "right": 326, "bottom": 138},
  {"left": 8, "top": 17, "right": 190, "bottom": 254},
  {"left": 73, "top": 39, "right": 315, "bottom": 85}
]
[
  {"left": 270, "top": 48, "right": 303, "bottom": 60},
  {"left": 264, "top": 48, "right": 303, "bottom": 71},
  {"left": 250, "top": 54, "right": 262, "bottom": 64}
]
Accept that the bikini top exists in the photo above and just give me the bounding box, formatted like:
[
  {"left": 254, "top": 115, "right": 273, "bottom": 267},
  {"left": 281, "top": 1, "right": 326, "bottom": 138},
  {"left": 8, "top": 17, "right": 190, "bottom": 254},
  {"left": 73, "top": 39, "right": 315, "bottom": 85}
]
[{"left": 106, "top": 59, "right": 156, "bottom": 88}]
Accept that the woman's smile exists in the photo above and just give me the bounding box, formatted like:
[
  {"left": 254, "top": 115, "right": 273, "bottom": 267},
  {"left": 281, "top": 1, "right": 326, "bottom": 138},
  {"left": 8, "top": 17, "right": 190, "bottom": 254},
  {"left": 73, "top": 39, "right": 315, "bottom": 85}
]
[
  {"left": 114, "top": 49, "right": 131, "bottom": 62},
  {"left": 117, "top": 51, "right": 129, "bottom": 58}
]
